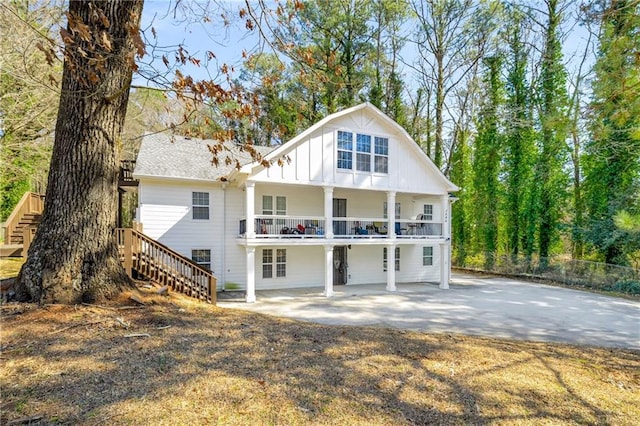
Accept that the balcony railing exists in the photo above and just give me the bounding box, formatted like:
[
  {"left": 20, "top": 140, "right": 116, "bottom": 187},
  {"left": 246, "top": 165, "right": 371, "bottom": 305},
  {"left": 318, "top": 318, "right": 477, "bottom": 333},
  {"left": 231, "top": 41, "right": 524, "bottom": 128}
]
[
  {"left": 252, "top": 215, "right": 327, "bottom": 238},
  {"left": 332, "top": 218, "right": 442, "bottom": 238},
  {"left": 239, "top": 215, "right": 443, "bottom": 239}
]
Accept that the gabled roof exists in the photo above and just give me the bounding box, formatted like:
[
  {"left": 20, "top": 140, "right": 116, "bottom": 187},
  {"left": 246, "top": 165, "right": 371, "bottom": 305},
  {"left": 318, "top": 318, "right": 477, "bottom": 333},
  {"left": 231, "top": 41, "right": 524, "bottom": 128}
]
[
  {"left": 133, "top": 132, "right": 274, "bottom": 182},
  {"left": 237, "top": 102, "right": 459, "bottom": 192}
]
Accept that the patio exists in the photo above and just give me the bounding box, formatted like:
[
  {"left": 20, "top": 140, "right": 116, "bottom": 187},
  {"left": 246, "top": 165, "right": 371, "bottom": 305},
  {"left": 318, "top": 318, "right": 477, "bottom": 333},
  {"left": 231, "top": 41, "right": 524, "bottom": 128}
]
[{"left": 218, "top": 273, "right": 640, "bottom": 349}]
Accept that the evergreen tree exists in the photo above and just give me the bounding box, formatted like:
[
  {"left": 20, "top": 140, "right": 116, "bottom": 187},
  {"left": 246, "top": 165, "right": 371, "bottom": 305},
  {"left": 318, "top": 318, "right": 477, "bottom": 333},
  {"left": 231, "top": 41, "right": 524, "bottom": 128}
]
[
  {"left": 503, "top": 6, "right": 535, "bottom": 259},
  {"left": 583, "top": 0, "right": 640, "bottom": 265},
  {"left": 534, "top": 0, "right": 569, "bottom": 263},
  {"left": 472, "top": 55, "right": 503, "bottom": 269}
]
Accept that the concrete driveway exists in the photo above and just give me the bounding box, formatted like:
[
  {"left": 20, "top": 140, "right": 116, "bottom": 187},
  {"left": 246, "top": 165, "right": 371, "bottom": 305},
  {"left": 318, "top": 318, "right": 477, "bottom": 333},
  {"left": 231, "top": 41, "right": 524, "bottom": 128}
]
[{"left": 218, "top": 273, "right": 640, "bottom": 349}]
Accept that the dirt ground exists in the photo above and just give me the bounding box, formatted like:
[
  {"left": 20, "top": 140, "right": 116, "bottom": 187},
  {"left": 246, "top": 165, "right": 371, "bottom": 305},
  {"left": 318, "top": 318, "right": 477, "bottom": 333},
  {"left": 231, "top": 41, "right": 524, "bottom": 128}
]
[{"left": 1, "top": 286, "right": 639, "bottom": 425}]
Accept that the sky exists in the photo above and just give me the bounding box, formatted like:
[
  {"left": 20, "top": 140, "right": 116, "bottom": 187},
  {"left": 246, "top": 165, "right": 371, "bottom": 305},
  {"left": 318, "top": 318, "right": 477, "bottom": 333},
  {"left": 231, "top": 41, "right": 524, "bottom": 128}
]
[{"left": 136, "top": 0, "right": 596, "bottom": 92}]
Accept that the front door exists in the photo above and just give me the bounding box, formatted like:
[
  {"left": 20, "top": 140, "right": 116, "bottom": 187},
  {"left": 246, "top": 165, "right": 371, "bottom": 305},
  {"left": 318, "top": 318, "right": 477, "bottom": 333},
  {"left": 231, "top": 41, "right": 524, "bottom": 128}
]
[
  {"left": 333, "top": 198, "right": 347, "bottom": 236},
  {"left": 333, "top": 246, "right": 347, "bottom": 285}
]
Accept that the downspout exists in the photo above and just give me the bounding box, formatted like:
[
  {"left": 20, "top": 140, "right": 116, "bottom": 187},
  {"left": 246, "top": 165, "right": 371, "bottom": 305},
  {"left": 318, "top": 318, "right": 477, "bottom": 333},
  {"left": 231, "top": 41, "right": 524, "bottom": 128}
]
[{"left": 221, "top": 181, "right": 228, "bottom": 291}]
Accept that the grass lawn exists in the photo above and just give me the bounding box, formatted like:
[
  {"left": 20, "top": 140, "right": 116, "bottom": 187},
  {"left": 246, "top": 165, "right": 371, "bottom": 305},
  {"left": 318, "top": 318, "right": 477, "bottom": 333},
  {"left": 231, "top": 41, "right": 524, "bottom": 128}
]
[
  {"left": 1, "top": 288, "right": 638, "bottom": 425},
  {"left": 0, "top": 258, "right": 24, "bottom": 280}
]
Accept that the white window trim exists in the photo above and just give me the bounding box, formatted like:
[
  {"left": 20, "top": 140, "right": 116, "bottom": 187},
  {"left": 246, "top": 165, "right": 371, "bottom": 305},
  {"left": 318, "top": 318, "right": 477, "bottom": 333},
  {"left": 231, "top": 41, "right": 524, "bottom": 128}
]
[
  {"left": 423, "top": 204, "right": 434, "bottom": 221},
  {"left": 191, "top": 248, "right": 212, "bottom": 271},
  {"left": 262, "top": 248, "right": 287, "bottom": 279},
  {"left": 383, "top": 247, "right": 400, "bottom": 272},
  {"left": 336, "top": 130, "right": 389, "bottom": 175},
  {"left": 192, "top": 191, "right": 210, "bottom": 220},
  {"left": 423, "top": 246, "right": 433, "bottom": 266},
  {"left": 262, "top": 248, "right": 273, "bottom": 279}
]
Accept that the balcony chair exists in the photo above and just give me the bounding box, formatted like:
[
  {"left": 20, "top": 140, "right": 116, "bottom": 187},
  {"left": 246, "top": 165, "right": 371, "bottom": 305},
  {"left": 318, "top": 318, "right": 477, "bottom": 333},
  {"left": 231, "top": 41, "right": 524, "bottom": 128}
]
[{"left": 372, "top": 222, "right": 387, "bottom": 235}]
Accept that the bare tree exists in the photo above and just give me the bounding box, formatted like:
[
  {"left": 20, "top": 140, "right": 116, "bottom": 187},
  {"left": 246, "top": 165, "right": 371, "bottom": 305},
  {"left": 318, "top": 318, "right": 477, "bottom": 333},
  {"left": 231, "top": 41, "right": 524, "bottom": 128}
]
[{"left": 409, "top": 0, "right": 489, "bottom": 168}]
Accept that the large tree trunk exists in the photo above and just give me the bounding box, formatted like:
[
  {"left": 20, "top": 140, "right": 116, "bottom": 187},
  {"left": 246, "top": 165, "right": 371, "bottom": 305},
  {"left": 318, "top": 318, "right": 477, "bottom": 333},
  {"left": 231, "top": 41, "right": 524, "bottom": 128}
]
[{"left": 16, "top": 0, "right": 144, "bottom": 304}]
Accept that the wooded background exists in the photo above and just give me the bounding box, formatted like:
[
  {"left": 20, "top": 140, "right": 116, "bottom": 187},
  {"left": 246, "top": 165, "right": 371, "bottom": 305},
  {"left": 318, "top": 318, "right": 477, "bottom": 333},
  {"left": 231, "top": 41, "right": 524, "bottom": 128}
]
[{"left": 2, "top": 0, "right": 638, "bottom": 271}]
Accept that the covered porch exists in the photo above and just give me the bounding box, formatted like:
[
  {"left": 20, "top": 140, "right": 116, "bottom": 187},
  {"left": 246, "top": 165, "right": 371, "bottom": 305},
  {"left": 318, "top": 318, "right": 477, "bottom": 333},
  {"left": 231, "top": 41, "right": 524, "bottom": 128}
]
[{"left": 239, "top": 241, "right": 451, "bottom": 303}]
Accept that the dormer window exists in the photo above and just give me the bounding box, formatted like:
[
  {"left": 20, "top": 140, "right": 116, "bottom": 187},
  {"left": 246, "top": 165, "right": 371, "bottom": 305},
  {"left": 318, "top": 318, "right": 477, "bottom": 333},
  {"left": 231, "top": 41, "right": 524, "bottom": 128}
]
[
  {"left": 374, "top": 136, "right": 388, "bottom": 173},
  {"left": 337, "top": 131, "right": 353, "bottom": 169},
  {"left": 337, "top": 130, "right": 388, "bottom": 174},
  {"left": 356, "top": 134, "right": 371, "bottom": 171}
]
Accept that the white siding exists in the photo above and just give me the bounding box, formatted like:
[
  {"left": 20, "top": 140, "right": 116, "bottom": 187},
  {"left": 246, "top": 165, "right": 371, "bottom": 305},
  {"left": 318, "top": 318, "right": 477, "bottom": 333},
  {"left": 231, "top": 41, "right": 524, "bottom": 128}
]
[
  {"left": 345, "top": 246, "right": 386, "bottom": 285},
  {"left": 395, "top": 244, "right": 441, "bottom": 283},
  {"left": 136, "top": 104, "right": 454, "bottom": 293},
  {"left": 344, "top": 245, "right": 440, "bottom": 285},
  {"left": 221, "top": 187, "right": 247, "bottom": 290},
  {"left": 138, "top": 180, "right": 217, "bottom": 260},
  {"left": 256, "top": 246, "right": 324, "bottom": 290},
  {"left": 255, "top": 184, "right": 324, "bottom": 216}
]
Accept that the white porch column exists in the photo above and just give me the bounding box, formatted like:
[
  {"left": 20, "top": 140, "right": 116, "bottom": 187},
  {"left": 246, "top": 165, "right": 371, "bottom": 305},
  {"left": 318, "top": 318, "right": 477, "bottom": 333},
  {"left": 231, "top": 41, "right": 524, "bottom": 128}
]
[
  {"left": 324, "top": 245, "right": 334, "bottom": 297},
  {"left": 324, "top": 186, "right": 334, "bottom": 238},
  {"left": 246, "top": 247, "right": 256, "bottom": 302},
  {"left": 246, "top": 182, "right": 256, "bottom": 238},
  {"left": 439, "top": 242, "right": 450, "bottom": 289},
  {"left": 439, "top": 194, "right": 451, "bottom": 289},
  {"left": 386, "top": 243, "right": 396, "bottom": 291},
  {"left": 386, "top": 191, "right": 396, "bottom": 238}
]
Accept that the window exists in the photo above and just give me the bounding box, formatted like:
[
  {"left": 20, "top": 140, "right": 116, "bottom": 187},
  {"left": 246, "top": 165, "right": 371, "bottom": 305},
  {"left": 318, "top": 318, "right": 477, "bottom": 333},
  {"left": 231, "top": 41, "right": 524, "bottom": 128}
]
[
  {"left": 192, "top": 249, "right": 211, "bottom": 271},
  {"left": 263, "top": 248, "right": 286, "bottom": 278},
  {"left": 337, "top": 131, "right": 389, "bottom": 174},
  {"left": 263, "top": 195, "right": 286, "bottom": 226},
  {"left": 383, "top": 202, "right": 401, "bottom": 219},
  {"left": 276, "top": 196, "right": 286, "bottom": 216},
  {"left": 374, "top": 137, "right": 388, "bottom": 173},
  {"left": 262, "top": 195, "right": 273, "bottom": 215},
  {"left": 383, "top": 247, "right": 400, "bottom": 272},
  {"left": 262, "top": 249, "right": 273, "bottom": 278},
  {"left": 276, "top": 248, "right": 287, "bottom": 277},
  {"left": 356, "top": 134, "right": 371, "bottom": 172},
  {"left": 337, "top": 131, "right": 353, "bottom": 169},
  {"left": 423, "top": 204, "right": 433, "bottom": 221},
  {"left": 192, "top": 192, "right": 209, "bottom": 220},
  {"left": 423, "top": 246, "right": 433, "bottom": 266}
]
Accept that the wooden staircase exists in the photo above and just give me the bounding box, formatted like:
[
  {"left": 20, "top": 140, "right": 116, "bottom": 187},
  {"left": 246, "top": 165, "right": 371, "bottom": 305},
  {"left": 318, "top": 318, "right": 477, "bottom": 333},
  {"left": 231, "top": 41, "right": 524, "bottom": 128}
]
[
  {"left": 116, "top": 228, "right": 217, "bottom": 303},
  {"left": 1, "top": 193, "right": 216, "bottom": 303},
  {"left": 1, "top": 192, "right": 44, "bottom": 257}
]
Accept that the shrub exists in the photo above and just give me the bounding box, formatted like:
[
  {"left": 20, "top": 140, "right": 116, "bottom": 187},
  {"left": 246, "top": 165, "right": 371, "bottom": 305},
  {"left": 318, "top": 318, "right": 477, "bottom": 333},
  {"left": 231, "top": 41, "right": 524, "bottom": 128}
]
[{"left": 607, "top": 280, "right": 640, "bottom": 295}]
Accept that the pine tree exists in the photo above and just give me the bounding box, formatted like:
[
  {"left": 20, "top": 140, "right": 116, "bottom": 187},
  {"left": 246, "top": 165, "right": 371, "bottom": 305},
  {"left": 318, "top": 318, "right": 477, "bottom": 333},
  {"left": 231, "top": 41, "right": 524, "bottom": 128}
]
[{"left": 583, "top": 0, "right": 640, "bottom": 265}]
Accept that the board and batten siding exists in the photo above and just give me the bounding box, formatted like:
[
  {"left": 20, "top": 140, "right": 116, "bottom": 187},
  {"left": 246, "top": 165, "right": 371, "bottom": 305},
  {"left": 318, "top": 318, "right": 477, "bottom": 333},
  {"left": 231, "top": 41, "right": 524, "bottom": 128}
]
[{"left": 251, "top": 109, "right": 449, "bottom": 196}]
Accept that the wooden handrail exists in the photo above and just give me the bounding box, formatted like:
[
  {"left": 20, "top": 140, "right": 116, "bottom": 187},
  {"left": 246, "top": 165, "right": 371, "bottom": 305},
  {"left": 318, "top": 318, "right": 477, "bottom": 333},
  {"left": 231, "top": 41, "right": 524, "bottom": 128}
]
[
  {"left": 3, "top": 192, "right": 45, "bottom": 243},
  {"left": 116, "top": 228, "right": 216, "bottom": 303}
]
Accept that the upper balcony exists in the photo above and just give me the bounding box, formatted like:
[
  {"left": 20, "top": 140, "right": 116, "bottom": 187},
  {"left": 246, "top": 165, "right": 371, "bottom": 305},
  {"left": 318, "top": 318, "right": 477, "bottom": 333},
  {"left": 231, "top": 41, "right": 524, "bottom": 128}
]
[{"left": 238, "top": 215, "right": 443, "bottom": 242}]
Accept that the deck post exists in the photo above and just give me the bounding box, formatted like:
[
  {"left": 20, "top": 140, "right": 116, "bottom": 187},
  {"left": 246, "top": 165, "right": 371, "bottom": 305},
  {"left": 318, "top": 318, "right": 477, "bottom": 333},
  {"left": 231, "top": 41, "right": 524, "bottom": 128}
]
[
  {"left": 324, "top": 244, "right": 334, "bottom": 297},
  {"left": 208, "top": 276, "right": 216, "bottom": 303},
  {"left": 123, "top": 228, "right": 133, "bottom": 278},
  {"left": 22, "top": 226, "right": 34, "bottom": 258}
]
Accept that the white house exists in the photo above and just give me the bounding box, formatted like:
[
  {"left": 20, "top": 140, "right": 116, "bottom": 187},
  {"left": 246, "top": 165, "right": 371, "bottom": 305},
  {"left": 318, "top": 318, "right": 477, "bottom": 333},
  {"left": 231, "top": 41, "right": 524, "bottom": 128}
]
[{"left": 133, "top": 102, "right": 459, "bottom": 302}]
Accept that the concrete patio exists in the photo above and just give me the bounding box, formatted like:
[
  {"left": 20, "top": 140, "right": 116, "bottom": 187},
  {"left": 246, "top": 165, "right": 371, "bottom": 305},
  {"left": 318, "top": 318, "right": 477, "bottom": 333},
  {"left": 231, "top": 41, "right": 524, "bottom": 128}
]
[{"left": 218, "top": 273, "right": 640, "bottom": 349}]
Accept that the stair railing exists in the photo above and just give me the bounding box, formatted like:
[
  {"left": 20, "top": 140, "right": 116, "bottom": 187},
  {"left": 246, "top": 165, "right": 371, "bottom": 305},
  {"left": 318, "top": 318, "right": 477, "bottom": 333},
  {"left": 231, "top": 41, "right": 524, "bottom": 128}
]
[
  {"left": 3, "top": 192, "right": 45, "bottom": 244},
  {"left": 116, "top": 228, "right": 216, "bottom": 303}
]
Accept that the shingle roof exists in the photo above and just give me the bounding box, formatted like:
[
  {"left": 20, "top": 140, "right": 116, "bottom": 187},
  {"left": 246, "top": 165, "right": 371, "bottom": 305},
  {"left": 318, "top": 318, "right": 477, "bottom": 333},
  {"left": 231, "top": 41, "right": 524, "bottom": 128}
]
[{"left": 133, "top": 133, "right": 274, "bottom": 181}]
